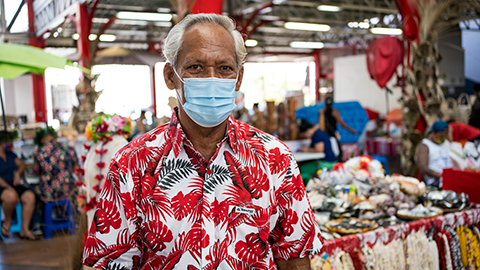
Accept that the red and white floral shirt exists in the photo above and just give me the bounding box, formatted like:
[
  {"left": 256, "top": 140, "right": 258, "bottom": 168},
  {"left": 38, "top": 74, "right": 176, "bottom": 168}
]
[{"left": 83, "top": 109, "right": 323, "bottom": 270}]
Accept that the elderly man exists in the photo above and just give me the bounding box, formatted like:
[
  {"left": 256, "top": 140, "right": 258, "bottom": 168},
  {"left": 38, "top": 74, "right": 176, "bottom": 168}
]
[
  {"left": 83, "top": 14, "right": 323, "bottom": 269},
  {"left": 416, "top": 121, "right": 453, "bottom": 188}
]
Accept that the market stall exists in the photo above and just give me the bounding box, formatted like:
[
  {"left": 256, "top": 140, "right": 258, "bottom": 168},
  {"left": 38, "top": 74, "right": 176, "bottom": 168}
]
[
  {"left": 443, "top": 168, "right": 480, "bottom": 204},
  {"left": 307, "top": 155, "right": 479, "bottom": 269}
]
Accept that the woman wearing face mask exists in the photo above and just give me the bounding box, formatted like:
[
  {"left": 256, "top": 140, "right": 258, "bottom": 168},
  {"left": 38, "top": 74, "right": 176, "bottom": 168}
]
[
  {"left": 415, "top": 121, "right": 454, "bottom": 188},
  {"left": 0, "top": 130, "right": 37, "bottom": 240}
]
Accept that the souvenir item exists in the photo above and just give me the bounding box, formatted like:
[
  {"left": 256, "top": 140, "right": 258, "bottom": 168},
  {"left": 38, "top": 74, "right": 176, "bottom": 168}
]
[
  {"left": 326, "top": 218, "right": 378, "bottom": 235},
  {"left": 396, "top": 205, "right": 443, "bottom": 220}
]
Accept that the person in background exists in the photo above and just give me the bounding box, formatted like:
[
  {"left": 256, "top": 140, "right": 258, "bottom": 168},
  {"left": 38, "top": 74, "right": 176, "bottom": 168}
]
[
  {"left": 298, "top": 119, "right": 337, "bottom": 162},
  {"left": 83, "top": 13, "right": 322, "bottom": 269},
  {"left": 319, "top": 97, "right": 358, "bottom": 161},
  {"left": 32, "top": 127, "right": 79, "bottom": 203},
  {"left": 365, "top": 114, "right": 388, "bottom": 138},
  {"left": 0, "top": 130, "right": 37, "bottom": 240},
  {"left": 135, "top": 110, "right": 147, "bottom": 134},
  {"left": 415, "top": 121, "right": 454, "bottom": 188},
  {"left": 357, "top": 114, "right": 388, "bottom": 151},
  {"left": 447, "top": 120, "right": 480, "bottom": 145},
  {"left": 80, "top": 114, "right": 132, "bottom": 229},
  {"left": 468, "top": 84, "right": 480, "bottom": 130}
]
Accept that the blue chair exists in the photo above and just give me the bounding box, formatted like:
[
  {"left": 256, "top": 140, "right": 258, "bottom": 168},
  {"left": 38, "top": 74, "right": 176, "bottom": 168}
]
[
  {"left": 371, "top": 155, "right": 390, "bottom": 175},
  {"left": 42, "top": 199, "right": 75, "bottom": 240},
  {"left": 0, "top": 203, "right": 22, "bottom": 239}
]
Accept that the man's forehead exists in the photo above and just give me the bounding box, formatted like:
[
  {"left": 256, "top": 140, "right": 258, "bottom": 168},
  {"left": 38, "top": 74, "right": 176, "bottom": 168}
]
[
  {"left": 183, "top": 23, "right": 235, "bottom": 45},
  {"left": 178, "top": 23, "right": 236, "bottom": 63}
]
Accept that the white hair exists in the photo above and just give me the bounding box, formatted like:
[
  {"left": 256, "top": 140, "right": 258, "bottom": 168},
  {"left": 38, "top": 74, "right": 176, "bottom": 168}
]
[{"left": 163, "top": 13, "right": 247, "bottom": 70}]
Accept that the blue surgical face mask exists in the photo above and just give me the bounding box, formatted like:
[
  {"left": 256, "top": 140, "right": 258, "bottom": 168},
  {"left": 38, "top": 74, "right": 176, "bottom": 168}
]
[{"left": 173, "top": 68, "right": 237, "bottom": 128}]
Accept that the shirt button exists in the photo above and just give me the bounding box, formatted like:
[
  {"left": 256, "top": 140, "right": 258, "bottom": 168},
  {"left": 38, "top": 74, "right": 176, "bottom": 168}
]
[{"left": 207, "top": 169, "right": 212, "bottom": 174}]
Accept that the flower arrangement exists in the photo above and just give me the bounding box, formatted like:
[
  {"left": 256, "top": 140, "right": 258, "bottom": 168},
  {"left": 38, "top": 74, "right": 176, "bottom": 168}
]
[
  {"left": 33, "top": 127, "right": 57, "bottom": 146},
  {"left": 85, "top": 114, "right": 133, "bottom": 143},
  {"left": 0, "top": 130, "right": 19, "bottom": 143}
]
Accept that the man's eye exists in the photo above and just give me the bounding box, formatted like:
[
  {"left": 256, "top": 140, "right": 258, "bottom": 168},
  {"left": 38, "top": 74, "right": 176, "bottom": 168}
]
[
  {"left": 188, "top": 65, "right": 201, "bottom": 70},
  {"left": 220, "top": 66, "right": 233, "bottom": 71}
]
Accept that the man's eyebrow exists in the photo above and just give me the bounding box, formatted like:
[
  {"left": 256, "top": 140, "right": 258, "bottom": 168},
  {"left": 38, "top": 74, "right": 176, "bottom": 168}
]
[{"left": 183, "top": 59, "right": 206, "bottom": 65}]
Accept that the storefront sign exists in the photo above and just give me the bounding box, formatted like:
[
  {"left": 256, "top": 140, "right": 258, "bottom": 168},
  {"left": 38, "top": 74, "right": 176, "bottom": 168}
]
[{"left": 33, "top": 0, "right": 86, "bottom": 36}]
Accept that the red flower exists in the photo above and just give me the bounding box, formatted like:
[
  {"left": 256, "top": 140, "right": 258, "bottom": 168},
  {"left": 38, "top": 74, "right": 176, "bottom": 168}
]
[
  {"left": 95, "top": 174, "right": 104, "bottom": 181},
  {"left": 81, "top": 155, "right": 86, "bottom": 163},
  {"left": 96, "top": 162, "right": 106, "bottom": 169},
  {"left": 95, "top": 149, "right": 108, "bottom": 155},
  {"left": 84, "top": 144, "right": 91, "bottom": 150},
  {"left": 333, "top": 162, "right": 344, "bottom": 171},
  {"left": 75, "top": 168, "right": 85, "bottom": 175},
  {"left": 93, "top": 185, "right": 101, "bottom": 193},
  {"left": 75, "top": 181, "right": 85, "bottom": 187}
]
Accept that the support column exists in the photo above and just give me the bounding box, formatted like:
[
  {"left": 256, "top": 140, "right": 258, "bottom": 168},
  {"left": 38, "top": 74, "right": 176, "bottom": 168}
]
[
  {"left": 150, "top": 66, "right": 157, "bottom": 117},
  {"left": 313, "top": 49, "right": 322, "bottom": 102},
  {"left": 27, "top": 0, "right": 47, "bottom": 122}
]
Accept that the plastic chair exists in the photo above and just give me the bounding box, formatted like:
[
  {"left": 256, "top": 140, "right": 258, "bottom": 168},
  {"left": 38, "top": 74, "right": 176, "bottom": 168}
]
[
  {"left": 0, "top": 203, "right": 22, "bottom": 239},
  {"left": 371, "top": 155, "right": 390, "bottom": 175},
  {"left": 9, "top": 203, "right": 22, "bottom": 234},
  {"left": 42, "top": 199, "right": 75, "bottom": 240}
]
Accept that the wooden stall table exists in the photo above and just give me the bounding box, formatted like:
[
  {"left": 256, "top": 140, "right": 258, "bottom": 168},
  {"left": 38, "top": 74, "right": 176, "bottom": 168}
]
[{"left": 443, "top": 168, "right": 480, "bottom": 204}]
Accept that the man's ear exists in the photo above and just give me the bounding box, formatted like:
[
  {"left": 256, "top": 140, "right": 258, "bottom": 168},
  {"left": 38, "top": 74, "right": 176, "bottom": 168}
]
[
  {"left": 235, "top": 66, "right": 244, "bottom": 92},
  {"left": 164, "top": 63, "right": 176, "bottom": 90}
]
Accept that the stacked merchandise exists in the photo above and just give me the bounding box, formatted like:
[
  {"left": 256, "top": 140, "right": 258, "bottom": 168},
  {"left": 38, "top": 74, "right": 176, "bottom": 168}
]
[
  {"left": 311, "top": 222, "right": 480, "bottom": 270},
  {"left": 449, "top": 141, "right": 480, "bottom": 171},
  {"left": 307, "top": 155, "right": 479, "bottom": 269}
]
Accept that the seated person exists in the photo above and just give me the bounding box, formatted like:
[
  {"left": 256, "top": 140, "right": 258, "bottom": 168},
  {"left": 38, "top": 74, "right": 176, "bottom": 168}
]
[
  {"left": 298, "top": 120, "right": 337, "bottom": 162},
  {"left": 365, "top": 114, "right": 388, "bottom": 137},
  {"left": 415, "top": 121, "right": 454, "bottom": 188},
  {"left": 0, "top": 131, "right": 37, "bottom": 240},
  {"left": 32, "top": 127, "right": 78, "bottom": 203},
  {"left": 358, "top": 114, "right": 387, "bottom": 150},
  {"left": 447, "top": 121, "right": 480, "bottom": 144}
]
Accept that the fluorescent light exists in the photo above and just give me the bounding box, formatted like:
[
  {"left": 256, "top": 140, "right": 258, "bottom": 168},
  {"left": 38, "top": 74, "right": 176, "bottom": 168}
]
[
  {"left": 284, "top": 22, "right": 330, "bottom": 32},
  {"left": 358, "top": 22, "right": 370, "bottom": 29},
  {"left": 245, "top": 39, "right": 258, "bottom": 47},
  {"left": 72, "top": 33, "right": 79, "bottom": 40},
  {"left": 348, "top": 22, "right": 359, "bottom": 28},
  {"left": 89, "top": 34, "right": 98, "bottom": 41},
  {"left": 317, "top": 5, "right": 341, "bottom": 12},
  {"left": 370, "top": 27, "right": 403, "bottom": 35},
  {"left": 370, "top": 17, "right": 380, "bottom": 25},
  {"left": 116, "top": 11, "right": 172, "bottom": 22},
  {"left": 99, "top": 34, "right": 116, "bottom": 42},
  {"left": 290, "top": 41, "right": 324, "bottom": 49}
]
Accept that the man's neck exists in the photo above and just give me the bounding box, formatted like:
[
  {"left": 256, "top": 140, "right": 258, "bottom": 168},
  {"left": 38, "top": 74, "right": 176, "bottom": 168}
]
[{"left": 177, "top": 108, "right": 228, "bottom": 162}]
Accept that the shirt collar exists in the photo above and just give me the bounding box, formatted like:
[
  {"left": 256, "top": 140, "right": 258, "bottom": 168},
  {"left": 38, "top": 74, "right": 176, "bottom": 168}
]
[{"left": 168, "top": 108, "right": 239, "bottom": 157}]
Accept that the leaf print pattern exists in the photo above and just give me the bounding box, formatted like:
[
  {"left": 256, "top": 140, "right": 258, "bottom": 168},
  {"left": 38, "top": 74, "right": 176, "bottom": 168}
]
[
  {"left": 82, "top": 110, "right": 323, "bottom": 269},
  {"left": 157, "top": 159, "right": 194, "bottom": 190}
]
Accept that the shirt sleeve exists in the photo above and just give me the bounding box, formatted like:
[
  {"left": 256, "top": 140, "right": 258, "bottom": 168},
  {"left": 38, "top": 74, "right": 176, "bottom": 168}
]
[
  {"left": 82, "top": 154, "right": 141, "bottom": 269},
  {"left": 270, "top": 154, "right": 324, "bottom": 261}
]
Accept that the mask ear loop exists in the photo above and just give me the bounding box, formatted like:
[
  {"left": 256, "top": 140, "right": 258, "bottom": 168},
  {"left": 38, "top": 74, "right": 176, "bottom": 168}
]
[{"left": 171, "top": 66, "right": 185, "bottom": 105}]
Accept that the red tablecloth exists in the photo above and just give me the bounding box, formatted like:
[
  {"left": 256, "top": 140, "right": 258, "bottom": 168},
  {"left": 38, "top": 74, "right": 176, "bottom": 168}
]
[
  {"left": 443, "top": 168, "right": 480, "bottom": 204},
  {"left": 319, "top": 206, "right": 480, "bottom": 256},
  {"left": 365, "top": 138, "right": 401, "bottom": 156}
]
